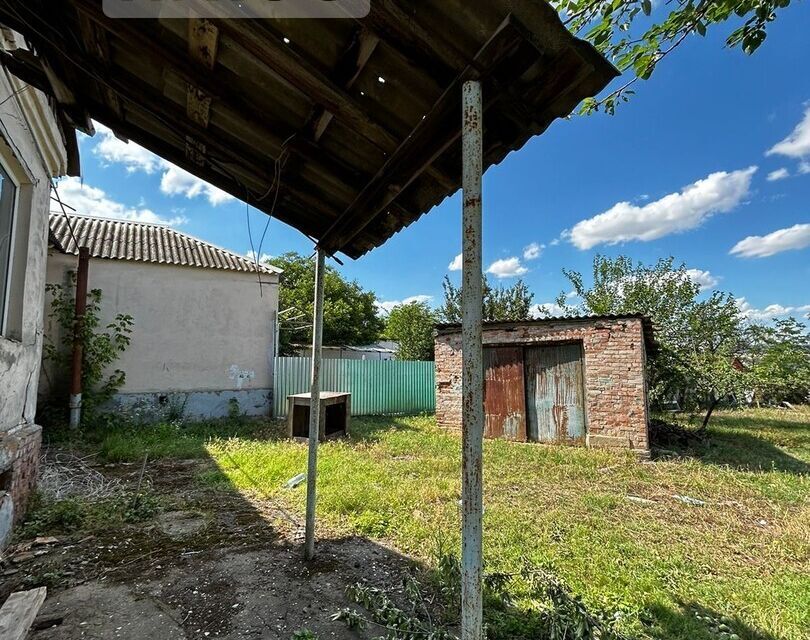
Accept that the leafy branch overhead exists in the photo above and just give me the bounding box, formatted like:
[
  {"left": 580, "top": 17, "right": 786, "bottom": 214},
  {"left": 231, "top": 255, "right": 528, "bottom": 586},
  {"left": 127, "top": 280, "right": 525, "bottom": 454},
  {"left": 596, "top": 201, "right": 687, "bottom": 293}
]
[{"left": 557, "top": 0, "right": 792, "bottom": 114}]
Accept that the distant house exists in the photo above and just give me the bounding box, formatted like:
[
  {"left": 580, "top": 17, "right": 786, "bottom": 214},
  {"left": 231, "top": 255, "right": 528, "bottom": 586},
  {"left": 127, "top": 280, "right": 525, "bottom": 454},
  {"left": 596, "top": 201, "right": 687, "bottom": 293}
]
[
  {"left": 41, "top": 213, "right": 281, "bottom": 419},
  {"left": 292, "top": 341, "right": 398, "bottom": 360}
]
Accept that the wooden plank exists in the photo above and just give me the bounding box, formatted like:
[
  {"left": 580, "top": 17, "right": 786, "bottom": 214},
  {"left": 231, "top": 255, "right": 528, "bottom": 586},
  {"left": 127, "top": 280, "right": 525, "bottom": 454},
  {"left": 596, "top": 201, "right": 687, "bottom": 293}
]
[
  {"left": 0, "top": 587, "right": 48, "bottom": 640},
  {"left": 483, "top": 346, "right": 526, "bottom": 441},
  {"left": 525, "top": 344, "right": 586, "bottom": 444}
]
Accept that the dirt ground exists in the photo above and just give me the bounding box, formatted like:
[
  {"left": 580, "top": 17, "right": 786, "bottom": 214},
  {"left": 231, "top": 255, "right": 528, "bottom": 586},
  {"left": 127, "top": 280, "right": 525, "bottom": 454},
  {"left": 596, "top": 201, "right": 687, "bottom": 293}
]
[{"left": 1, "top": 456, "right": 420, "bottom": 639}]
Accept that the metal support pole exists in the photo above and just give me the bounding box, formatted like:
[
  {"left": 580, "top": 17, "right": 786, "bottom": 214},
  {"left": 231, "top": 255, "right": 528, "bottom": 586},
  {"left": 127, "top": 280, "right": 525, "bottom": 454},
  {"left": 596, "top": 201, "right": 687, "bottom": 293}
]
[
  {"left": 461, "top": 80, "right": 484, "bottom": 640},
  {"left": 304, "top": 248, "right": 326, "bottom": 560},
  {"left": 69, "top": 247, "right": 90, "bottom": 429}
]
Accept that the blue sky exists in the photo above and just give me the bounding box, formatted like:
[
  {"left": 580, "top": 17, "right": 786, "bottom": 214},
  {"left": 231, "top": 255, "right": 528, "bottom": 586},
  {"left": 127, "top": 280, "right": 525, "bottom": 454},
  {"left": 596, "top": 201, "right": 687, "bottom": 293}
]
[{"left": 57, "top": 4, "right": 810, "bottom": 321}]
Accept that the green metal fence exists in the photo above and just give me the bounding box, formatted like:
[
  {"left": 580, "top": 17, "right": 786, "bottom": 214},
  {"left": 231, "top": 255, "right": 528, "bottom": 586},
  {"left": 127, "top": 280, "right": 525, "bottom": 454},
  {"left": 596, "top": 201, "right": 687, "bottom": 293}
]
[{"left": 273, "top": 357, "right": 435, "bottom": 417}]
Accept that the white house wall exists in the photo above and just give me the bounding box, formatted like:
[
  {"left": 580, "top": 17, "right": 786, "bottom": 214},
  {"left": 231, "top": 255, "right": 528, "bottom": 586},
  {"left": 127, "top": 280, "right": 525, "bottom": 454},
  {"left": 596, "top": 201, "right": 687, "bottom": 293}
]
[
  {"left": 43, "top": 253, "right": 279, "bottom": 418},
  {"left": 0, "top": 28, "right": 68, "bottom": 547}
]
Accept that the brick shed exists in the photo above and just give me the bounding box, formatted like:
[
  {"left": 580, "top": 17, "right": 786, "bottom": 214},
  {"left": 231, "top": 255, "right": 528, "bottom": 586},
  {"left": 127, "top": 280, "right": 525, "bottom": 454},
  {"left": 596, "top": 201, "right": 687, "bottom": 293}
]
[{"left": 434, "top": 315, "right": 655, "bottom": 454}]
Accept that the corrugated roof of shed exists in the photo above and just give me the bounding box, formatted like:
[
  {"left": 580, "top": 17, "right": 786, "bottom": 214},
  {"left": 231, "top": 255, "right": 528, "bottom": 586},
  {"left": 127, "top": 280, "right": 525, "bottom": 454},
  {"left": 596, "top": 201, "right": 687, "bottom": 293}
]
[
  {"left": 49, "top": 213, "right": 281, "bottom": 275},
  {"left": 435, "top": 314, "right": 658, "bottom": 354}
]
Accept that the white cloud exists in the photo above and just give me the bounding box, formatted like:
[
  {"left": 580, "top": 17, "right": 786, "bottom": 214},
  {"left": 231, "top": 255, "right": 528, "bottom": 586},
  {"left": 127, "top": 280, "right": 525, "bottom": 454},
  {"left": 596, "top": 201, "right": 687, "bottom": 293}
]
[
  {"left": 89, "top": 121, "right": 234, "bottom": 207},
  {"left": 376, "top": 294, "right": 433, "bottom": 314},
  {"left": 767, "top": 106, "right": 810, "bottom": 160},
  {"left": 730, "top": 223, "right": 810, "bottom": 258},
  {"left": 487, "top": 257, "right": 528, "bottom": 278},
  {"left": 159, "top": 164, "right": 234, "bottom": 206},
  {"left": 766, "top": 168, "right": 790, "bottom": 181},
  {"left": 448, "top": 253, "right": 463, "bottom": 271},
  {"left": 567, "top": 167, "right": 757, "bottom": 250},
  {"left": 736, "top": 297, "right": 810, "bottom": 321},
  {"left": 245, "top": 250, "right": 273, "bottom": 264},
  {"left": 531, "top": 302, "right": 567, "bottom": 318},
  {"left": 800, "top": 161, "right": 810, "bottom": 175},
  {"left": 54, "top": 177, "right": 188, "bottom": 226},
  {"left": 684, "top": 268, "right": 720, "bottom": 292},
  {"left": 523, "top": 242, "right": 543, "bottom": 261},
  {"left": 91, "top": 123, "right": 163, "bottom": 174}
]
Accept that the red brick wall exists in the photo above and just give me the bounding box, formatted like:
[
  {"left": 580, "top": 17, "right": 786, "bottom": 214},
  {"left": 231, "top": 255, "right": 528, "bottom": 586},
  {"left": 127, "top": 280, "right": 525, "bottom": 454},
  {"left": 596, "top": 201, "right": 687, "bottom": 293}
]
[
  {"left": 3, "top": 424, "right": 43, "bottom": 525},
  {"left": 435, "top": 318, "right": 649, "bottom": 452}
]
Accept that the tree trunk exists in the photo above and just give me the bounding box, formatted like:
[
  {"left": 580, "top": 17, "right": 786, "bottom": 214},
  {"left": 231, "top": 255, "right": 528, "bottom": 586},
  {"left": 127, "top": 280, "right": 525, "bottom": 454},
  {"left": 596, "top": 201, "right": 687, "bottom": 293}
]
[{"left": 701, "top": 395, "right": 719, "bottom": 431}]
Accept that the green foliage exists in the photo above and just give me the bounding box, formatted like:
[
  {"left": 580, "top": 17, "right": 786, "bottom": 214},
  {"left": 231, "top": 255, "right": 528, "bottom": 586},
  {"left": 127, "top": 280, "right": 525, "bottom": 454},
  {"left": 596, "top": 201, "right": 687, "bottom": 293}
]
[
  {"left": 438, "top": 276, "right": 534, "bottom": 323},
  {"left": 291, "top": 630, "right": 319, "bottom": 640},
  {"left": 559, "top": 0, "right": 793, "bottom": 114},
  {"left": 747, "top": 317, "right": 810, "bottom": 404},
  {"left": 335, "top": 553, "right": 631, "bottom": 640},
  {"left": 43, "top": 282, "right": 133, "bottom": 425},
  {"left": 20, "top": 490, "right": 159, "bottom": 538},
  {"left": 268, "top": 252, "right": 385, "bottom": 354},
  {"left": 678, "top": 293, "right": 751, "bottom": 428},
  {"left": 384, "top": 301, "right": 437, "bottom": 361},
  {"left": 558, "top": 256, "right": 752, "bottom": 427}
]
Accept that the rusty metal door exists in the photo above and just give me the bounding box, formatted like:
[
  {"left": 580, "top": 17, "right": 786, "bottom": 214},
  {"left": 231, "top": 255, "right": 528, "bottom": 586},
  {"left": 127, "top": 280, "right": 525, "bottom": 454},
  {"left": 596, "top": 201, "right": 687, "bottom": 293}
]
[
  {"left": 483, "top": 347, "right": 527, "bottom": 441},
  {"left": 524, "top": 344, "right": 586, "bottom": 443}
]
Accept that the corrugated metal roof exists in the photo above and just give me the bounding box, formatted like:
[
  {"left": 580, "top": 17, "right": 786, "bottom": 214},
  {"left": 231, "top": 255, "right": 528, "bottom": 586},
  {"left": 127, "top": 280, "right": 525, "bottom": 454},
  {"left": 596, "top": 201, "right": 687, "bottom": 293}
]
[
  {"left": 435, "top": 314, "right": 658, "bottom": 354},
  {"left": 49, "top": 213, "right": 281, "bottom": 275}
]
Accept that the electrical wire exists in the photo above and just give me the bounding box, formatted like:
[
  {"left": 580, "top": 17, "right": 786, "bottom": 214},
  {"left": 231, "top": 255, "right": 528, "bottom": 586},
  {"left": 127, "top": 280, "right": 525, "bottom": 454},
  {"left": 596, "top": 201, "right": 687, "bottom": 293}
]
[{"left": 50, "top": 179, "right": 80, "bottom": 252}]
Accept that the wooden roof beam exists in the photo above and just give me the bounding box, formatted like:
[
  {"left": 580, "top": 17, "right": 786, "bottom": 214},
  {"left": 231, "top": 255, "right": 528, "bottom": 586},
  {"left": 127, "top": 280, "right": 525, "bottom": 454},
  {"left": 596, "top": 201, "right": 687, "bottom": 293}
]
[{"left": 319, "top": 16, "right": 529, "bottom": 256}]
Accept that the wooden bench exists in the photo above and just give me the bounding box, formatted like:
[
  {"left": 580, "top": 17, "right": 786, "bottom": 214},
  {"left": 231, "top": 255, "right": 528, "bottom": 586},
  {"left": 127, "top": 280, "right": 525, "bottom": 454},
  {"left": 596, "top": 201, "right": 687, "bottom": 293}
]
[{"left": 0, "top": 587, "right": 47, "bottom": 640}]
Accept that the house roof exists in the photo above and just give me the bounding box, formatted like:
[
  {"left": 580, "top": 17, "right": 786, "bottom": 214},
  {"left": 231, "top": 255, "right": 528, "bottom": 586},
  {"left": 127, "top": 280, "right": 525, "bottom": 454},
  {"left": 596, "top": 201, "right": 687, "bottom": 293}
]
[
  {"left": 49, "top": 213, "right": 281, "bottom": 275},
  {"left": 1, "top": 1, "right": 617, "bottom": 259},
  {"left": 435, "top": 314, "right": 658, "bottom": 354}
]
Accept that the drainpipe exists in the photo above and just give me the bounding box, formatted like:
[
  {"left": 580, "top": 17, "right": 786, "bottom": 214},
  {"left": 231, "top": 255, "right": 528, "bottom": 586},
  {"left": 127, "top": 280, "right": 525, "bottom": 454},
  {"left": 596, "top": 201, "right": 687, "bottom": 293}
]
[
  {"left": 69, "top": 247, "right": 90, "bottom": 429},
  {"left": 304, "top": 248, "right": 325, "bottom": 560},
  {"left": 461, "top": 80, "right": 484, "bottom": 640}
]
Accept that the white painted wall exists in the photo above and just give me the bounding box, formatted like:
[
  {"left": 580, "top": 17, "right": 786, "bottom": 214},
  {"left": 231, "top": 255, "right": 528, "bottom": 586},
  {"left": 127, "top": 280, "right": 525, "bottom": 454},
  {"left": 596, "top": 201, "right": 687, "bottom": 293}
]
[
  {"left": 43, "top": 253, "right": 279, "bottom": 401},
  {"left": 0, "top": 30, "right": 68, "bottom": 434}
]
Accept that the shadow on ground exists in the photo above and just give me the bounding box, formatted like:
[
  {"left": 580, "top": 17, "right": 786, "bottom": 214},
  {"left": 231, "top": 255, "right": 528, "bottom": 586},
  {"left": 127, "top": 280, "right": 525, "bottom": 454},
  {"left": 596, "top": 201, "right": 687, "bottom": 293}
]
[
  {"left": 649, "top": 601, "right": 785, "bottom": 640},
  {"left": 651, "top": 412, "right": 809, "bottom": 475},
  {"left": 2, "top": 420, "right": 431, "bottom": 640}
]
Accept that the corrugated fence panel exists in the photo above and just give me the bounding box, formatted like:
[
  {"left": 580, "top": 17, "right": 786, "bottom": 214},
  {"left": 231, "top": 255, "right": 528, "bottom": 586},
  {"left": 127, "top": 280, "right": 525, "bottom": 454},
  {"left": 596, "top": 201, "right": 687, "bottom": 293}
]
[{"left": 273, "top": 357, "right": 435, "bottom": 417}]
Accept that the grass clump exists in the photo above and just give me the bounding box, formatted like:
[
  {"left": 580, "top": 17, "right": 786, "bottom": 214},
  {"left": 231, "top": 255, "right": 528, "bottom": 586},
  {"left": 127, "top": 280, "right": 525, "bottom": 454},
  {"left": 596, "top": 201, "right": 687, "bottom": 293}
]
[{"left": 20, "top": 490, "right": 160, "bottom": 538}]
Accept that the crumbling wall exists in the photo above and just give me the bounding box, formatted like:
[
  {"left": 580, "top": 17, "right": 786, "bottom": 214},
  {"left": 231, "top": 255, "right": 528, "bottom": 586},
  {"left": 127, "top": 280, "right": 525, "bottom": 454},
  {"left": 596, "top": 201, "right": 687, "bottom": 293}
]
[{"left": 0, "top": 28, "right": 68, "bottom": 547}]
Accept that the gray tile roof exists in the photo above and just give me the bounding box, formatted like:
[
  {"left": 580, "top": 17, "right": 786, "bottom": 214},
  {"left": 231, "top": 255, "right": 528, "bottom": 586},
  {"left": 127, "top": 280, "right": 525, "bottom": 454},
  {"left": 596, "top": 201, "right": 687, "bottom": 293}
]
[{"left": 49, "top": 213, "right": 280, "bottom": 275}]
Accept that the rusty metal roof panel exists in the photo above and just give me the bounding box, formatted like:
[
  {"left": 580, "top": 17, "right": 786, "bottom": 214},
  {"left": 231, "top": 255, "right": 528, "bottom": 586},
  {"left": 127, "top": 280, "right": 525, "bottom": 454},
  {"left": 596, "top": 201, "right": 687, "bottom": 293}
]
[
  {"left": 49, "top": 213, "right": 281, "bottom": 275},
  {"left": 2, "top": 1, "right": 618, "bottom": 260}
]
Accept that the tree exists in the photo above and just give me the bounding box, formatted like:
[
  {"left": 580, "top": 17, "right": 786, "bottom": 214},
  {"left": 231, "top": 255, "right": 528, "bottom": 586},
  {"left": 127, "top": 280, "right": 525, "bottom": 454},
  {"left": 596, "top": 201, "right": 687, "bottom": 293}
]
[
  {"left": 384, "top": 301, "right": 437, "bottom": 361},
  {"left": 747, "top": 317, "right": 810, "bottom": 405},
  {"left": 556, "top": 255, "right": 700, "bottom": 406},
  {"left": 267, "top": 252, "right": 385, "bottom": 355},
  {"left": 559, "top": 0, "right": 794, "bottom": 114},
  {"left": 677, "top": 292, "right": 750, "bottom": 429},
  {"left": 559, "top": 255, "right": 750, "bottom": 427},
  {"left": 438, "top": 276, "right": 534, "bottom": 323}
]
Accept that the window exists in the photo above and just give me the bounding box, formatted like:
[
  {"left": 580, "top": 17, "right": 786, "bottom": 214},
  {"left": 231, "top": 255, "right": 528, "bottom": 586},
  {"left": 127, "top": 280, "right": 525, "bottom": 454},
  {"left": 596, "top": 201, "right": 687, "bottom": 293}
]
[{"left": 0, "top": 160, "right": 17, "bottom": 335}]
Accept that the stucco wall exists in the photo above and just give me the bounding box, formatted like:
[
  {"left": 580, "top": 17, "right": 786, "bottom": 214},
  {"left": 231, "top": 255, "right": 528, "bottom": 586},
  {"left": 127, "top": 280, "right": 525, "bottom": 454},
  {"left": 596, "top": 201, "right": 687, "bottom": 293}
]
[
  {"left": 0, "top": 28, "right": 69, "bottom": 546},
  {"left": 42, "top": 253, "right": 279, "bottom": 416},
  {"left": 434, "top": 318, "right": 649, "bottom": 452}
]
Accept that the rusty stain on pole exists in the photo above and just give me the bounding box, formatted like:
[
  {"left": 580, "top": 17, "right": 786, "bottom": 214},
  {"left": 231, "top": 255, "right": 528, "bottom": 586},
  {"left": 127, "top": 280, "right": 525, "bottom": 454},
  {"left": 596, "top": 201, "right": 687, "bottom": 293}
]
[
  {"left": 69, "top": 246, "right": 90, "bottom": 429},
  {"left": 304, "top": 248, "right": 326, "bottom": 560},
  {"left": 461, "top": 79, "right": 484, "bottom": 640}
]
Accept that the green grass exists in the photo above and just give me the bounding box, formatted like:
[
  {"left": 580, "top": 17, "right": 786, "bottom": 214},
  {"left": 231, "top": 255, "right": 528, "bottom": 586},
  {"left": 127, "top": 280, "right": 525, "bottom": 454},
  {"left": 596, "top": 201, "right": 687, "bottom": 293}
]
[{"left": 77, "top": 408, "right": 809, "bottom": 639}]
